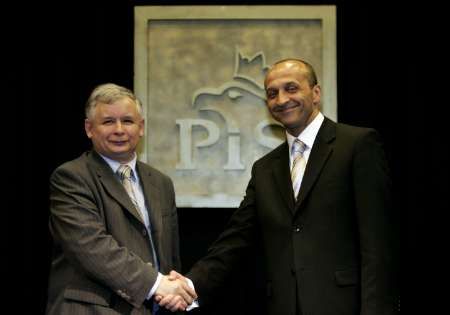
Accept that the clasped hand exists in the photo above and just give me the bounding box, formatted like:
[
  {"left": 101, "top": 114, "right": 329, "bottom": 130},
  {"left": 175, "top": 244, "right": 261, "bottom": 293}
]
[{"left": 155, "top": 270, "right": 197, "bottom": 312}]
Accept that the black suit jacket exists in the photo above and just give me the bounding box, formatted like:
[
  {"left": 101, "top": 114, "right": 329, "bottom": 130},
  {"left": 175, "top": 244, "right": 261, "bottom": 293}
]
[
  {"left": 188, "top": 118, "right": 398, "bottom": 315},
  {"left": 46, "top": 151, "right": 181, "bottom": 315}
]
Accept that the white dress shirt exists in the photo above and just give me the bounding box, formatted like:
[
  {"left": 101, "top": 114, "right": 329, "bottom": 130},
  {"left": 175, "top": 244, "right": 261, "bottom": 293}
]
[{"left": 286, "top": 112, "right": 325, "bottom": 197}]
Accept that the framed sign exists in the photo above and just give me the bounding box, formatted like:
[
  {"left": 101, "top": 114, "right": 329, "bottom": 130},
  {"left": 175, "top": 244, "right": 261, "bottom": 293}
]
[{"left": 135, "top": 5, "right": 336, "bottom": 207}]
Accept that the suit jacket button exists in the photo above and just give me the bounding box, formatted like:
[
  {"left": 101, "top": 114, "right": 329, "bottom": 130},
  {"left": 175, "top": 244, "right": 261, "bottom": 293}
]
[
  {"left": 142, "top": 229, "right": 147, "bottom": 236},
  {"left": 294, "top": 226, "right": 302, "bottom": 233}
]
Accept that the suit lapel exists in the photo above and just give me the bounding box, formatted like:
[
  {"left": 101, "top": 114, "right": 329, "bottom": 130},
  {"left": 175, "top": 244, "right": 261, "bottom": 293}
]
[
  {"left": 89, "top": 151, "right": 145, "bottom": 225},
  {"left": 137, "top": 162, "right": 162, "bottom": 235},
  {"left": 272, "top": 143, "right": 296, "bottom": 213},
  {"left": 294, "top": 118, "right": 336, "bottom": 214},
  {"left": 137, "top": 162, "right": 163, "bottom": 258}
]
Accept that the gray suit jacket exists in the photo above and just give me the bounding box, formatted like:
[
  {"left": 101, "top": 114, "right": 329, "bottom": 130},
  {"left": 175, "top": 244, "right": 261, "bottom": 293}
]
[
  {"left": 188, "top": 118, "right": 399, "bottom": 315},
  {"left": 46, "top": 150, "right": 181, "bottom": 315}
]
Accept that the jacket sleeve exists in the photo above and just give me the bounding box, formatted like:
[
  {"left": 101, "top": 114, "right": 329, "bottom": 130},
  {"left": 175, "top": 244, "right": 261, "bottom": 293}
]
[
  {"left": 187, "top": 166, "right": 259, "bottom": 305},
  {"left": 352, "top": 129, "right": 399, "bottom": 314}
]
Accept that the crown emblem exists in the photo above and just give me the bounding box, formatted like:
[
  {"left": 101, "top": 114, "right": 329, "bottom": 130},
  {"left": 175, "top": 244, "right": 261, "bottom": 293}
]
[
  {"left": 192, "top": 47, "right": 269, "bottom": 106},
  {"left": 234, "top": 48, "right": 269, "bottom": 88}
]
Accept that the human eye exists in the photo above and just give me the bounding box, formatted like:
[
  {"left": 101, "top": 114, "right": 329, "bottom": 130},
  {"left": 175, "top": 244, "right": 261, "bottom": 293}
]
[
  {"left": 122, "top": 117, "right": 135, "bottom": 125},
  {"left": 285, "top": 83, "right": 299, "bottom": 93},
  {"left": 266, "top": 89, "right": 277, "bottom": 99},
  {"left": 102, "top": 119, "right": 114, "bottom": 125}
]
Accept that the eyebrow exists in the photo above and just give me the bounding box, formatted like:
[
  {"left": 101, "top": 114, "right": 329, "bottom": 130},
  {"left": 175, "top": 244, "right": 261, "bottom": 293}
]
[
  {"left": 99, "top": 116, "right": 115, "bottom": 120},
  {"left": 267, "top": 81, "right": 299, "bottom": 90}
]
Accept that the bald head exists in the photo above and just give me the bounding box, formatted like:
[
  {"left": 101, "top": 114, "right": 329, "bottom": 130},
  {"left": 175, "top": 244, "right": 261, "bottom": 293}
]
[{"left": 264, "top": 59, "right": 318, "bottom": 89}]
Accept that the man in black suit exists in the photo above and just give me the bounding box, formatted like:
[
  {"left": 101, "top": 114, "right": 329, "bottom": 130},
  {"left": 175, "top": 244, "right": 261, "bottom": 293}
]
[{"left": 160, "top": 59, "right": 399, "bottom": 315}]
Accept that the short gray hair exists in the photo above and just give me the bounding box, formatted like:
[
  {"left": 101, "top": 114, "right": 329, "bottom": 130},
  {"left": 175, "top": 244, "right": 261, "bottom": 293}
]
[{"left": 85, "top": 83, "right": 143, "bottom": 118}]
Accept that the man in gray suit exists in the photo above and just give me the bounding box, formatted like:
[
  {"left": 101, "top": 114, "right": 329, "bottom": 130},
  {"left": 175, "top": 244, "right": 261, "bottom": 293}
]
[
  {"left": 46, "top": 83, "right": 196, "bottom": 314},
  {"left": 159, "top": 59, "right": 399, "bottom": 314}
]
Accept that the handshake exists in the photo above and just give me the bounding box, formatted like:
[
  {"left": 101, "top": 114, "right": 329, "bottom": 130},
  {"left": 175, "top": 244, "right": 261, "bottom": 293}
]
[{"left": 155, "top": 270, "right": 198, "bottom": 312}]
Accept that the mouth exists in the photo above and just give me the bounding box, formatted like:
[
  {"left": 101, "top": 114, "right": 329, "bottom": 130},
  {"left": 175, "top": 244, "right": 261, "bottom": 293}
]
[
  {"left": 110, "top": 140, "right": 128, "bottom": 146},
  {"left": 274, "top": 102, "right": 300, "bottom": 114}
]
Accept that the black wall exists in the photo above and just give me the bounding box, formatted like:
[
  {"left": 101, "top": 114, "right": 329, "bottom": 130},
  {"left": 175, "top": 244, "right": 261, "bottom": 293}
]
[{"left": 8, "top": 1, "right": 413, "bottom": 314}]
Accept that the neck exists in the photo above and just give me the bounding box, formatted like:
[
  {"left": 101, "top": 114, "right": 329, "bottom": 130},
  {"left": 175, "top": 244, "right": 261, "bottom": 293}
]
[{"left": 287, "top": 110, "right": 320, "bottom": 137}]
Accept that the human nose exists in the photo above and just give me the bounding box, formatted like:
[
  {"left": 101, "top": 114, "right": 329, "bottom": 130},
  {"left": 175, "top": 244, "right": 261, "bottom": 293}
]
[
  {"left": 276, "top": 90, "right": 290, "bottom": 105},
  {"left": 113, "top": 121, "right": 125, "bottom": 133}
]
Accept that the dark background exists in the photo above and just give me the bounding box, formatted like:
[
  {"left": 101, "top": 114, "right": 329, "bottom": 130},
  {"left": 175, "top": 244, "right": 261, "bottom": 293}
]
[{"left": 6, "top": 0, "right": 419, "bottom": 314}]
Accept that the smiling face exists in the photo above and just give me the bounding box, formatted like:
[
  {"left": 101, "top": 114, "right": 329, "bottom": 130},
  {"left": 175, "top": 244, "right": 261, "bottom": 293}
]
[
  {"left": 265, "top": 60, "right": 321, "bottom": 137},
  {"left": 85, "top": 97, "right": 144, "bottom": 163}
]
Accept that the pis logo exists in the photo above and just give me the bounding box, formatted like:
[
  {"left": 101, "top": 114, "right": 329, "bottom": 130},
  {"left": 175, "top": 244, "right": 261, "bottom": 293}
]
[{"left": 176, "top": 48, "right": 284, "bottom": 171}]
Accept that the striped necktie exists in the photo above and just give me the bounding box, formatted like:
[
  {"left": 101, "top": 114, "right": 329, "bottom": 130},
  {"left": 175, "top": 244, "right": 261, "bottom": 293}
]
[
  {"left": 117, "top": 164, "right": 140, "bottom": 213},
  {"left": 117, "top": 164, "right": 160, "bottom": 272},
  {"left": 291, "top": 139, "right": 307, "bottom": 200}
]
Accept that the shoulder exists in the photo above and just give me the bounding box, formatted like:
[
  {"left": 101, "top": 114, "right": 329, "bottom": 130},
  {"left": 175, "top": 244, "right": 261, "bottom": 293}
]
[
  {"left": 336, "top": 121, "right": 374, "bottom": 136},
  {"left": 51, "top": 151, "right": 91, "bottom": 176},
  {"left": 333, "top": 120, "right": 381, "bottom": 145},
  {"left": 50, "top": 151, "right": 103, "bottom": 185},
  {"left": 137, "top": 161, "right": 173, "bottom": 185},
  {"left": 253, "top": 142, "right": 288, "bottom": 168},
  {"left": 333, "top": 121, "right": 385, "bottom": 157}
]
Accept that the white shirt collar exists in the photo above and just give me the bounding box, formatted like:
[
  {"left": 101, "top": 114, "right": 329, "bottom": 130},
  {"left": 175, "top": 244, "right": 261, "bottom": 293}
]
[
  {"left": 286, "top": 112, "right": 324, "bottom": 153},
  {"left": 99, "top": 153, "right": 138, "bottom": 180}
]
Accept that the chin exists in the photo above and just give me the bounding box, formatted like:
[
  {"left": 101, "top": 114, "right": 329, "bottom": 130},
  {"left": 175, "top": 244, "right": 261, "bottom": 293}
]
[
  {"left": 280, "top": 117, "right": 301, "bottom": 128},
  {"left": 114, "top": 150, "right": 132, "bottom": 157},
  {"left": 106, "top": 149, "right": 128, "bottom": 157}
]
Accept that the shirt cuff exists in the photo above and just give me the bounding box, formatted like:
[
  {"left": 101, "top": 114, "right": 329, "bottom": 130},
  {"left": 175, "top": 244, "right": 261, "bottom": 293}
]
[
  {"left": 147, "top": 272, "right": 163, "bottom": 299},
  {"left": 185, "top": 277, "right": 199, "bottom": 311}
]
